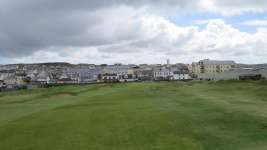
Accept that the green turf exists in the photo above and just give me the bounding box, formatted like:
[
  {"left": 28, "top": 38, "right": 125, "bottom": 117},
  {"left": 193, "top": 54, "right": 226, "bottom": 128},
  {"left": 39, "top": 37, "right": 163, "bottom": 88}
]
[{"left": 0, "top": 81, "right": 267, "bottom": 150}]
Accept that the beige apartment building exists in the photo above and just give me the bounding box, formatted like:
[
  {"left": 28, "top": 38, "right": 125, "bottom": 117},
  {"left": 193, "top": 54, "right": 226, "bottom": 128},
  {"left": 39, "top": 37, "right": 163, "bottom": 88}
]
[{"left": 192, "top": 59, "right": 236, "bottom": 74}]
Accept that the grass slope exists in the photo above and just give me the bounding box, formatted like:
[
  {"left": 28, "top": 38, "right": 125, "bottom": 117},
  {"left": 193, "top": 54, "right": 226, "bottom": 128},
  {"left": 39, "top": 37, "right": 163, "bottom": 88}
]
[{"left": 0, "top": 81, "right": 267, "bottom": 150}]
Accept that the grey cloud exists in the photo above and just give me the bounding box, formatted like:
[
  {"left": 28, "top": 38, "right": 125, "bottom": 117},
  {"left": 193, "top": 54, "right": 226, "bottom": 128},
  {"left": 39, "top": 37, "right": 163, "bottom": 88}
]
[
  {"left": 0, "top": 0, "right": 192, "bottom": 10},
  {"left": 0, "top": 0, "right": 266, "bottom": 58},
  {"left": 214, "top": 0, "right": 267, "bottom": 8},
  {"left": 0, "top": 0, "right": 196, "bottom": 57}
]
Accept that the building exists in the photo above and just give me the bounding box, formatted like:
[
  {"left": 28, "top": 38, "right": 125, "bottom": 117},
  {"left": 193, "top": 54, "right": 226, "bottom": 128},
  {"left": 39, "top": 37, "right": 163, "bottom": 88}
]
[
  {"left": 0, "top": 64, "right": 19, "bottom": 71},
  {"left": 118, "top": 74, "right": 137, "bottom": 82},
  {"left": 258, "top": 68, "right": 267, "bottom": 79},
  {"left": 192, "top": 59, "right": 236, "bottom": 74},
  {"left": 103, "top": 64, "right": 136, "bottom": 81},
  {"left": 172, "top": 71, "right": 191, "bottom": 80},
  {"left": 57, "top": 73, "right": 74, "bottom": 84},
  {"left": 64, "top": 68, "right": 100, "bottom": 83},
  {"left": 153, "top": 68, "right": 171, "bottom": 80},
  {"left": 167, "top": 59, "right": 170, "bottom": 68},
  {"left": 196, "top": 68, "right": 265, "bottom": 81},
  {"left": 0, "top": 61, "right": 265, "bottom": 89},
  {"left": 102, "top": 73, "right": 119, "bottom": 82},
  {"left": 36, "top": 71, "right": 51, "bottom": 84},
  {"left": 239, "top": 74, "right": 262, "bottom": 80},
  {"left": 186, "top": 64, "right": 193, "bottom": 73},
  {"left": 78, "top": 68, "right": 102, "bottom": 83},
  {"left": 0, "top": 80, "right": 5, "bottom": 88},
  {"left": 134, "top": 68, "right": 153, "bottom": 81},
  {"left": 0, "top": 70, "right": 16, "bottom": 81},
  {"left": 104, "top": 64, "right": 130, "bottom": 75}
]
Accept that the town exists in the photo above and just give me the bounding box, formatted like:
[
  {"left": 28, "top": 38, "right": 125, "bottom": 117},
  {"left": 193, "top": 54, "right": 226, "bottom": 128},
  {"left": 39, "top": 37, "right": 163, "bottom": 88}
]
[{"left": 0, "top": 59, "right": 267, "bottom": 90}]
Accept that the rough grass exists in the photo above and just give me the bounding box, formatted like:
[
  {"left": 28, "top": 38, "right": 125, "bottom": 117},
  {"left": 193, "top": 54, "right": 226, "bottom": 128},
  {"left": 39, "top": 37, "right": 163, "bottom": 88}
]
[{"left": 0, "top": 81, "right": 267, "bottom": 150}]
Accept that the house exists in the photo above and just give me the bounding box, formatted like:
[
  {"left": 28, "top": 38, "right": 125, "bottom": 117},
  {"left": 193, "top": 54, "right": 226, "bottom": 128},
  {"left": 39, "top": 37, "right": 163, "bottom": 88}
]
[
  {"left": 153, "top": 68, "right": 171, "bottom": 80},
  {"left": 74, "top": 64, "right": 95, "bottom": 69},
  {"left": 103, "top": 64, "right": 137, "bottom": 81},
  {"left": 104, "top": 64, "right": 131, "bottom": 75},
  {"left": 64, "top": 68, "right": 81, "bottom": 83},
  {"left": 35, "top": 71, "right": 51, "bottom": 84},
  {"left": 134, "top": 68, "right": 153, "bottom": 81},
  {"left": 0, "top": 64, "right": 19, "bottom": 71},
  {"left": 258, "top": 68, "right": 267, "bottom": 79},
  {"left": 172, "top": 71, "right": 191, "bottom": 80},
  {"left": 102, "top": 73, "right": 119, "bottom": 82},
  {"left": 65, "top": 68, "right": 102, "bottom": 83},
  {"left": 26, "top": 70, "right": 38, "bottom": 82},
  {"left": 187, "top": 64, "right": 193, "bottom": 73},
  {"left": 57, "top": 77, "right": 74, "bottom": 84},
  {"left": 3, "top": 75, "right": 19, "bottom": 89},
  {"left": 0, "top": 80, "right": 5, "bottom": 88},
  {"left": 57, "top": 73, "right": 74, "bottom": 84},
  {"left": 118, "top": 74, "right": 138, "bottom": 82},
  {"left": 78, "top": 68, "right": 102, "bottom": 83},
  {"left": 0, "top": 70, "right": 16, "bottom": 80}
]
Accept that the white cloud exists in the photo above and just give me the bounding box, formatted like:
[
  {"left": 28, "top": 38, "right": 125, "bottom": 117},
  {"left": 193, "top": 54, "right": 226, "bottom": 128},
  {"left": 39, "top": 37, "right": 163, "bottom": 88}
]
[
  {"left": 241, "top": 19, "right": 267, "bottom": 27},
  {"left": 12, "top": 14, "right": 267, "bottom": 64},
  {"left": 198, "top": 0, "right": 267, "bottom": 16},
  {"left": 0, "top": 1, "right": 266, "bottom": 57},
  {"left": 193, "top": 19, "right": 223, "bottom": 25}
]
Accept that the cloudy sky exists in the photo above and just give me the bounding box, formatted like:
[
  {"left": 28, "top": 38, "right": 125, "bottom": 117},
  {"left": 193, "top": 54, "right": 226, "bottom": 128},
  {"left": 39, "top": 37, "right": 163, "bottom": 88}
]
[{"left": 0, "top": 0, "right": 267, "bottom": 64}]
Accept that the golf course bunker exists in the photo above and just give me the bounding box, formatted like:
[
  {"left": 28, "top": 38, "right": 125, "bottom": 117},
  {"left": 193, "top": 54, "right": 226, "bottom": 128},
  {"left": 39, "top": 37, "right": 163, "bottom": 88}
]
[{"left": 54, "top": 92, "right": 74, "bottom": 97}]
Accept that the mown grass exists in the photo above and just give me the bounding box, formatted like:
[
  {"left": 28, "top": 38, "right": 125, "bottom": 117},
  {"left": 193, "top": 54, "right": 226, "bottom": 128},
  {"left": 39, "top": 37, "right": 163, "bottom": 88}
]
[{"left": 0, "top": 81, "right": 267, "bottom": 150}]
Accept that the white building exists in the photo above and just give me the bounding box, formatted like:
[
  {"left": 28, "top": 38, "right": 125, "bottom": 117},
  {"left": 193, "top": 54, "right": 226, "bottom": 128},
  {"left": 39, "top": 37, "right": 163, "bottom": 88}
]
[
  {"left": 36, "top": 71, "right": 51, "bottom": 84},
  {"left": 259, "top": 68, "right": 267, "bottom": 79},
  {"left": 102, "top": 73, "right": 119, "bottom": 82},
  {"left": 153, "top": 68, "right": 171, "bottom": 80},
  {"left": 172, "top": 71, "right": 191, "bottom": 80}
]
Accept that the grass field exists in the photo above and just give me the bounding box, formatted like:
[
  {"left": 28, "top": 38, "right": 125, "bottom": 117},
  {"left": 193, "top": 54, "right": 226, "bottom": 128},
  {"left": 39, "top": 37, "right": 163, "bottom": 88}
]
[{"left": 0, "top": 81, "right": 267, "bottom": 150}]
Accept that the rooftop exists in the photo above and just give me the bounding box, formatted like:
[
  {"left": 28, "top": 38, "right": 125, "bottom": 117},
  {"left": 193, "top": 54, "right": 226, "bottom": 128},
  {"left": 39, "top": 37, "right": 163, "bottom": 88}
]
[{"left": 200, "top": 59, "right": 236, "bottom": 65}]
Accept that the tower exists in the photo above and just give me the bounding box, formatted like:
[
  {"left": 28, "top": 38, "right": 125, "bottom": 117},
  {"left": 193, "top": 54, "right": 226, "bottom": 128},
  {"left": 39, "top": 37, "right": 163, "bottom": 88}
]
[{"left": 167, "top": 59, "right": 170, "bottom": 67}]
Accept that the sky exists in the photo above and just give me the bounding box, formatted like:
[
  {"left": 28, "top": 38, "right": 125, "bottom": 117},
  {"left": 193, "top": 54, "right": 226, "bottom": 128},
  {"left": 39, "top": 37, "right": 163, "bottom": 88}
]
[{"left": 0, "top": 0, "right": 267, "bottom": 64}]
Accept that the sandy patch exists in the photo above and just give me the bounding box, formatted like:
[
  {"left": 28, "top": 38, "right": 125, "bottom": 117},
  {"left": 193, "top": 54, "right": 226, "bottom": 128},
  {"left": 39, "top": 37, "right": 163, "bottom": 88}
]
[{"left": 54, "top": 92, "right": 74, "bottom": 97}]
